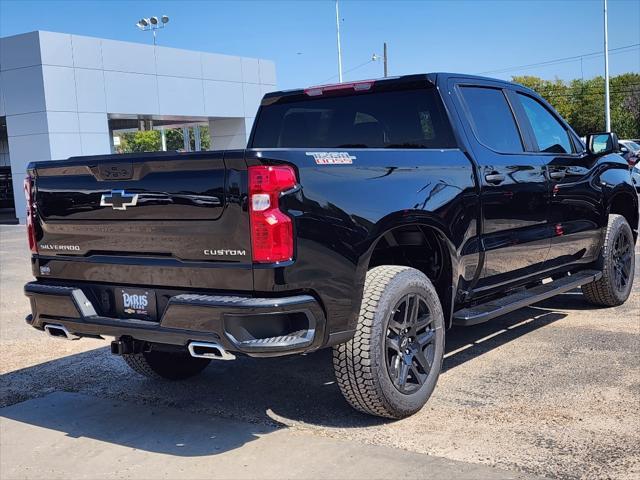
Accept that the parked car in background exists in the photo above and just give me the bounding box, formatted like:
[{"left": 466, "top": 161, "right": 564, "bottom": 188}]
[
  {"left": 619, "top": 140, "right": 640, "bottom": 166},
  {"left": 631, "top": 161, "right": 640, "bottom": 193}
]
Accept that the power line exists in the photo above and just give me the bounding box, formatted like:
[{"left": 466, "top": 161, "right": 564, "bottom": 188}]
[
  {"left": 479, "top": 44, "right": 639, "bottom": 75},
  {"left": 318, "top": 59, "right": 374, "bottom": 84},
  {"left": 477, "top": 43, "right": 640, "bottom": 76},
  {"left": 316, "top": 44, "right": 639, "bottom": 87}
]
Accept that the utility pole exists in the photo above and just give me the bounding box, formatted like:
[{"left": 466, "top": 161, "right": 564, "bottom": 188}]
[
  {"left": 604, "top": 0, "right": 611, "bottom": 132},
  {"left": 373, "top": 43, "right": 389, "bottom": 77},
  {"left": 335, "top": 0, "right": 343, "bottom": 82},
  {"left": 383, "top": 42, "right": 388, "bottom": 77}
]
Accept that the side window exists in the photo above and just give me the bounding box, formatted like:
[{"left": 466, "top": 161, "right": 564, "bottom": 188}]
[
  {"left": 460, "top": 86, "right": 523, "bottom": 153},
  {"left": 517, "top": 93, "right": 573, "bottom": 154}
]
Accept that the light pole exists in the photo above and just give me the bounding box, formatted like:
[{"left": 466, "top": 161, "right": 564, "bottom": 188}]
[
  {"left": 335, "top": 0, "right": 343, "bottom": 82},
  {"left": 603, "top": 0, "right": 611, "bottom": 132},
  {"left": 136, "top": 15, "right": 170, "bottom": 46}
]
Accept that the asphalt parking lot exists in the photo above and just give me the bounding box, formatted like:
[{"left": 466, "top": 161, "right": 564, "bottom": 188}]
[{"left": 1, "top": 224, "right": 638, "bottom": 479}]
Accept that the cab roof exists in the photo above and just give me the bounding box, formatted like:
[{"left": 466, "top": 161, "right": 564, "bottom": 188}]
[{"left": 261, "top": 72, "right": 528, "bottom": 106}]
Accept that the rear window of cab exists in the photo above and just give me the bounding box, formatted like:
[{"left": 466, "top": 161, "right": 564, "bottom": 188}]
[{"left": 251, "top": 88, "right": 456, "bottom": 149}]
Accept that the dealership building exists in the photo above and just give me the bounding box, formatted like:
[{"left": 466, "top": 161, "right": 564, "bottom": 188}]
[{"left": 0, "top": 30, "right": 277, "bottom": 223}]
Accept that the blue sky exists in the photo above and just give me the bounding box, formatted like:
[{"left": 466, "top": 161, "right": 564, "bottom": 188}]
[{"left": 0, "top": 0, "right": 638, "bottom": 90}]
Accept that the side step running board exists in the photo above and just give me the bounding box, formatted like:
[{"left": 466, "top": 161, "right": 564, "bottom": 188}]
[{"left": 453, "top": 270, "right": 602, "bottom": 326}]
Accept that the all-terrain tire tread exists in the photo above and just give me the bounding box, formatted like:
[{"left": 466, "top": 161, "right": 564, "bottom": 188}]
[
  {"left": 122, "top": 352, "right": 163, "bottom": 379},
  {"left": 333, "top": 265, "right": 416, "bottom": 418},
  {"left": 122, "top": 350, "right": 210, "bottom": 380},
  {"left": 581, "top": 214, "right": 633, "bottom": 307}
]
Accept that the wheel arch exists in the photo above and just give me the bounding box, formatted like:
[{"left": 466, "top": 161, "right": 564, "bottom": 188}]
[
  {"left": 356, "top": 214, "right": 459, "bottom": 329},
  {"left": 607, "top": 188, "right": 639, "bottom": 241}
]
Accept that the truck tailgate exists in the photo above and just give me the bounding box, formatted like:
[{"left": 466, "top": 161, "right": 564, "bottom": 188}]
[{"left": 29, "top": 151, "right": 252, "bottom": 289}]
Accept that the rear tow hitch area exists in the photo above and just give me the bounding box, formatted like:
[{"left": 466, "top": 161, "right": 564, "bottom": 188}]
[{"left": 110, "top": 337, "right": 146, "bottom": 355}]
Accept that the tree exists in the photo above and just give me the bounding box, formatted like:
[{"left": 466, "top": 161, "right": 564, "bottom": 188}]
[
  {"left": 119, "top": 130, "right": 161, "bottom": 153},
  {"left": 117, "top": 125, "right": 211, "bottom": 153},
  {"left": 512, "top": 73, "right": 640, "bottom": 138},
  {"left": 165, "top": 129, "right": 184, "bottom": 151},
  {"left": 138, "top": 126, "right": 211, "bottom": 152}
]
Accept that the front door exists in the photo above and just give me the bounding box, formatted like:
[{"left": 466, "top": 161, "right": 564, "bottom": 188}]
[{"left": 512, "top": 91, "right": 603, "bottom": 270}]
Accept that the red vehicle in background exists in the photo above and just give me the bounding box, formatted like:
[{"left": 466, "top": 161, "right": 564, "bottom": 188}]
[{"left": 619, "top": 140, "right": 640, "bottom": 166}]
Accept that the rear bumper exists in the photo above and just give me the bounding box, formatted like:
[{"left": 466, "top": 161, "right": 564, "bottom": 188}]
[{"left": 24, "top": 281, "right": 326, "bottom": 357}]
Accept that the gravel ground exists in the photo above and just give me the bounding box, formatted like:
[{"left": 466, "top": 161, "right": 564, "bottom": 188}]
[{"left": 1, "top": 224, "right": 639, "bottom": 479}]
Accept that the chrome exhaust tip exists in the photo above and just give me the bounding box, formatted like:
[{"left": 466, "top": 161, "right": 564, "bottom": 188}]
[
  {"left": 187, "top": 341, "right": 235, "bottom": 360},
  {"left": 44, "top": 324, "right": 80, "bottom": 341}
]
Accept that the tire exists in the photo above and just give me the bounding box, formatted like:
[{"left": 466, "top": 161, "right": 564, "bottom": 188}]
[
  {"left": 333, "top": 265, "right": 445, "bottom": 419},
  {"left": 122, "top": 349, "right": 210, "bottom": 380},
  {"left": 582, "top": 214, "right": 635, "bottom": 307}
]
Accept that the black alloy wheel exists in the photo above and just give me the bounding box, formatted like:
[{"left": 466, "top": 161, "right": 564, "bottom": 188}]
[
  {"left": 582, "top": 214, "right": 635, "bottom": 307},
  {"left": 385, "top": 294, "right": 437, "bottom": 394},
  {"left": 612, "top": 229, "right": 633, "bottom": 293}
]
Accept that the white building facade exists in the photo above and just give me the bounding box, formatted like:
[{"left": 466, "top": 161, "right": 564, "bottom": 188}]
[{"left": 0, "top": 31, "right": 276, "bottom": 222}]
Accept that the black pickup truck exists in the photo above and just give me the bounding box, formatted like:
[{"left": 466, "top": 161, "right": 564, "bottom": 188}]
[{"left": 24, "top": 73, "right": 637, "bottom": 418}]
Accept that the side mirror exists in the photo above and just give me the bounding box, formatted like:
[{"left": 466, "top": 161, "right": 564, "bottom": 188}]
[
  {"left": 619, "top": 146, "right": 629, "bottom": 154},
  {"left": 586, "top": 132, "right": 619, "bottom": 156}
]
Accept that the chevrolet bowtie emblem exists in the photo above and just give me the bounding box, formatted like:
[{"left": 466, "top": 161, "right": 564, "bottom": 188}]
[{"left": 100, "top": 190, "right": 139, "bottom": 210}]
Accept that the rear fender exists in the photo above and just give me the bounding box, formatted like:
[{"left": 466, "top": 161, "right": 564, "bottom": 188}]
[{"left": 354, "top": 212, "right": 460, "bottom": 329}]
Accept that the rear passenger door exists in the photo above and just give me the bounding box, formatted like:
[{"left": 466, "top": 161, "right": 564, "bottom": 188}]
[
  {"left": 451, "top": 81, "right": 551, "bottom": 291},
  {"left": 511, "top": 91, "right": 603, "bottom": 270}
]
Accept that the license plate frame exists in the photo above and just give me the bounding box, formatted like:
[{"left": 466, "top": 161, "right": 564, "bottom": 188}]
[{"left": 114, "top": 287, "right": 157, "bottom": 321}]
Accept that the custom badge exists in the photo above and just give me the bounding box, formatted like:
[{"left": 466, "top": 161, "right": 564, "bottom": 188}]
[{"left": 306, "top": 152, "right": 356, "bottom": 165}]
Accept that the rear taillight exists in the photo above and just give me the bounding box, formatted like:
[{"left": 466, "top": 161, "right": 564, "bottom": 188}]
[
  {"left": 23, "top": 176, "right": 38, "bottom": 254},
  {"left": 248, "top": 165, "right": 296, "bottom": 263}
]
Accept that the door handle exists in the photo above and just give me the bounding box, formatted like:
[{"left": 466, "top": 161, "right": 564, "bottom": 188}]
[
  {"left": 549, "top": 170, "right": 566, "bottom": 181},
  {"left": 485, "top": 173, "right": 505, "bottom": 185}
]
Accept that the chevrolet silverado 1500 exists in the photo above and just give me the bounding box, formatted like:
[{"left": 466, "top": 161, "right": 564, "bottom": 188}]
[{"left": 24, "top": 73, "right": 638, "bottom": 418}]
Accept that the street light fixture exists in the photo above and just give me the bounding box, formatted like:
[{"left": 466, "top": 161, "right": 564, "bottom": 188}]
[{"left": 135, "top": 15, "right": 169, "bottom": 46}]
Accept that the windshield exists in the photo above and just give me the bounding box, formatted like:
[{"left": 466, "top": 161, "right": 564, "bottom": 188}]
[
  {"left": 623, "top": 141, "right": 640, "bottom": 152},
  {"left": 251, "top": 88, "right": 456, "bottom": 149}
]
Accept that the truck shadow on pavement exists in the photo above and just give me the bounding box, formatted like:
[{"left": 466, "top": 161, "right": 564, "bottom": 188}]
[
  {"left": 0, "top": 390, "right": 275, "bottom": 457},
  {"left": 0, "top": 301, "right": 567, "bottom": 457}
]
